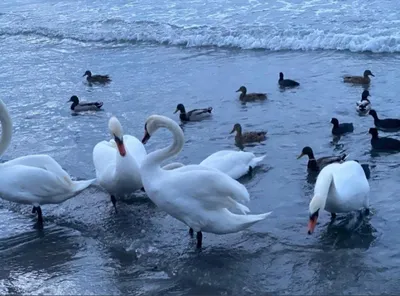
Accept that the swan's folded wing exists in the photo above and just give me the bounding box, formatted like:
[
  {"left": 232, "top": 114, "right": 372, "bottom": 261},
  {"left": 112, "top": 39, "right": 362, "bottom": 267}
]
[
  {"left": 171, "top": 165, "right": 250, "bottom": 209},
  {"left": 4, "top": 155, "right": 72, "bottom": 183},
  {"left": 0, "top": 165, "right": 73, "bottom": 199},
  {"left": 93, "top": 140, "right": 116, "bottom": 176},
  {"left": 123, "top": 135, "right": 147, "bottom": 165}
]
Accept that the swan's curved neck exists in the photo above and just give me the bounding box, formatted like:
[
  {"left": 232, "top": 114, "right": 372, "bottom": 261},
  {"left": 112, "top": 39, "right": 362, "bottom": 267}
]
[
  {"left": 310, "top": 166, "right": 335, "bottom": 213},
  {"left": 0, "top": 100, "right": 12, "bottom": 157},
  {"left": 145, "top": 118, "right": 184, "bottom": 167}
]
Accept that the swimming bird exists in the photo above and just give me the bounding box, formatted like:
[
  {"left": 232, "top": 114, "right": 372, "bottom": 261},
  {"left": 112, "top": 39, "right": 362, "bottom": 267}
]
[
  {"left": 297, "top": 146, "right": 347, "bottom": 172},
  {"left": 308, "top": 161, "right": 370, "bottom": 234},
  {"left": 278, "top": 72, "right": 300, "bottom": 87},
  {"left": 356, "top": 90, "right": 371, "bottom": 115},
  {"left": 93, "top": 116, "right": 147, "bottom": 212},
  {"left": 369, "top": 128, "right": 400, "bottom": 151},
  {"left": 330, "top": 118, "right": 354, "bottom": 136},
  {"left": 83, "top": 70, "right": 111, "bottom": 84},
  {"left": 140, "top": 115, "right": 272, "bottom": 249},
  {"left": 230, "top": 123, "right": 267, "bottom": 145},
  {"left": 236, "top": 86, "right": 267, "bottom": 102},
  {"left": 343, "top": 70, "right": 374, "bottom": 84},
  {"left": 174, "top": 103, "right": 212, "bottom": 121},
  {"left": 68, "top": 95, "right": 103, "bottom": 112},
  {"left": 0, "top": 99, "right": 95, "bottom": 226},
  {"left": 368, "top": 109, "right": 400, "bottom": 132}
]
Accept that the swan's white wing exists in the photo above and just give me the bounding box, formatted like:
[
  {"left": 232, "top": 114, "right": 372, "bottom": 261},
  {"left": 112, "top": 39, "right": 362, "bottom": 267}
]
[
  {"left": 0, "top": 165, "right": 76, "bottom": 204},
  {"left": 4, "top": 154, "right": 72, "bottom": 182},
  {"left": 164, "top": 165, "right": 250, "bottom": 210},
  {"left": 93, "top": 140, "right": 116, "bottom": 178},
  {"left": 200, "top": 150, "right": 255, "bottom": 179},
  {"left": 123, "top": 135, "right": 147, "bottom": 165}
]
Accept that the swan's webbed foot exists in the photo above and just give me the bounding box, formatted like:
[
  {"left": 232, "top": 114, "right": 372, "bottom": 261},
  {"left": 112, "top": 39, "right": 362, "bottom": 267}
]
[
  {"left": 110, "top": 195, "right": 118, "bottom": 213},
  {"left": 189, "top": 228, "right": 194, "bottom": 237},
  {"left": 196, "top": 231, "right": 203, "bottom": 249},
  {"left": 330, "top": 213, "right": 337, "bottom": 220}
]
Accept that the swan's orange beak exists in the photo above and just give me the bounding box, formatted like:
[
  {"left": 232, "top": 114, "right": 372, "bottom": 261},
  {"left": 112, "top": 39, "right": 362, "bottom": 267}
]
[
  {"left": 142, "top": 131, "right": 150, "bottom": 144},
  {"left": 114, "top": 136, "right": 126, "bottom": 156},
  {"left": 308, "top": 216, "right": 318, "bottom": 235}
]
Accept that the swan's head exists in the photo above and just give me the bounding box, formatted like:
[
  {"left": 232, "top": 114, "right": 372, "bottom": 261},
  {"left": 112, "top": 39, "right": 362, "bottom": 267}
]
[
  {"left": 108, "top": 116, "right": 126, "bottom": 156},
  {"left": 83, "top": 70, "right": 92, "bottom": 77},
  {"left": 142, "top": 115, "right": 181, "bottom": 144},
  {"left": 308, "top": 197, "right": 322, "bottom": 235}
]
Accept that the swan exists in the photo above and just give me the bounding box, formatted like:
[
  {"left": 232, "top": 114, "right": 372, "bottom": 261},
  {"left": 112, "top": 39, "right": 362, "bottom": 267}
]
[
  {"left": 93, "top": 116, "right": 147, "bottom": 212},
  {"left": 0, "top": 99, "right": 95, "bottom": 225},
  {"left": 140, "top": 115, "right": 272, "bottom": 249},
  {"left": 308, "top": 160, "right": 370, "bottom": 235}
]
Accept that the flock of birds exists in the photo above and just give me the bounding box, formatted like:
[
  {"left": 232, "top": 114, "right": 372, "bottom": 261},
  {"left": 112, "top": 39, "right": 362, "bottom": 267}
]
[{"left": 0, "top": 68, "right": 398, "bottom": 249}]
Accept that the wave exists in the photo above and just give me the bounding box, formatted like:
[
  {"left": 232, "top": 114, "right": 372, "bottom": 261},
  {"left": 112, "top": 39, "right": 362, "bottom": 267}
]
[{"left": 1, "top": 22, "right": 400, "bottom": 53}]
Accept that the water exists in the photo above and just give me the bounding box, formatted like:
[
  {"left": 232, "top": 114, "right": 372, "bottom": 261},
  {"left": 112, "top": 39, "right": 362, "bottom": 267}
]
[{"left": 0, "top": 0, "right": 400, "bottom": 294}]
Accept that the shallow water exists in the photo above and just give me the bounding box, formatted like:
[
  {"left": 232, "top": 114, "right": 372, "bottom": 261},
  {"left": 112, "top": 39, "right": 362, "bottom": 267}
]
[{"left": 1, "top": 0, "right": 400, "bottom": 295}]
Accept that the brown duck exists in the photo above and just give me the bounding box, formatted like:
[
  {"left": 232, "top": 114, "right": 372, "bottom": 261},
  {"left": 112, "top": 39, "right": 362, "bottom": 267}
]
[
  {"left": 236, "top": 86, "right": 267, "bottom": 102},
  {"left": 230, "top": 123, "right": 267, "bottom": 144},
  {"left": 343, "top": 70, "right": 374, "bottom": 84},
  {"left": 83, "top": 70, "right": 112, "bottom": 84}
]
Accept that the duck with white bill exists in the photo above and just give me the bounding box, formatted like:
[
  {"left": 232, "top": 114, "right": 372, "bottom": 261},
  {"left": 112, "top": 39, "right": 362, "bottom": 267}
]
[{"left": 140, "top": 115, "right": 272, "bottom": 249}]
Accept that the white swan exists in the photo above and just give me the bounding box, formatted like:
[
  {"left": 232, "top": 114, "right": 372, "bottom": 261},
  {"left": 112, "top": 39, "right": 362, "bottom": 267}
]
[
  {"left": 308, "top": 160, "right": 370, "bottom": 234},
  {"left": 0, "top": 99, "right": 95, "bottom": 225},
  {"left": 140, "top": 115, "right": 272, "bottom": 249},
  {"left": 93, "top": 116, "right": 147, "bottom": 211},
  {"left": 157, "top": 150, "right": 265, "bottom": 179}
]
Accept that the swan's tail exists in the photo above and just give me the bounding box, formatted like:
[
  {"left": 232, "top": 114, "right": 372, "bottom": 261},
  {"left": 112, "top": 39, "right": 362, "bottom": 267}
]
[
  {"left": 233, "top": 211, "right": 272, "bottom": 230},
  {"left": 72, "top": 178, "right": 97, "bottom": 192},
  {"left": 250, "top": 154, "right": 266, "bottom": 167}
]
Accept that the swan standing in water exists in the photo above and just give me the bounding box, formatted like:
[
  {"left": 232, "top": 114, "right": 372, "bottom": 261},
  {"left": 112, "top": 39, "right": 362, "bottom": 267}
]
[
  {"left": 308, "top": 160, "right": 370, "bottom": 234},
  {"left": 93, "top": 116, "right": 147, "bottom": 212},
  {"left": 0, "top": 99, "right": 95, "bottom": 225},
  {"left": 140, "top": 115, "right": 272, "bottom": 249}
]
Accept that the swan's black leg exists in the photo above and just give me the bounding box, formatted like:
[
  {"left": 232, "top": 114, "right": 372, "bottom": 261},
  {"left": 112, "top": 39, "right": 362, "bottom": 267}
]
[
  {"left": 196, "top": 231, "right": 203, "bottom": 249},
  {"left": 34, "top": 206, "right": 43, "bottom": 225},
  {"left": 189, "top": 228, "right": 194, "bottom": 237},
  {"left": 32, "top": 206, "right": 36, "bottom": 214},
  {"left": 110, "top": 195, "right": 117, "bottom": 213},
  {"left": 248, "top": 166, "right": 253, "bottom": 176},
  {"left": 330, "top": 213, "right": 337, "bottom": 220}
]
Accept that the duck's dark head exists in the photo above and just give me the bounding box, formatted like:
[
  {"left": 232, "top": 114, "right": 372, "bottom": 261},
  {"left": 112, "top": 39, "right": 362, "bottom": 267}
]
[
  {"left": 369, "top": 127, "right": 379, "bottom": 138},
  {"left": 279, "top": 72, "right": 284, "bottom": 80},
  {"left": 297, "top": 146, "right": 314, "bottom": 160},
  {"left": 174, "top": 103, "right": 185, "bottom": 114},
  {"left": 68, "top": 95, "right": 79, "bottom": 104},
  {"left": 361, "top": 90, "right": 370, "bottom": 100},
  {"left": 230, "top": 123, "right": 242, "bottom": 134},
  {"left": 368, "top": 109, "right": 378, "bottom": 119},
  {"left": 236, "top": 86, "right": 247, "bottom": 94},
  {"left": 330, "top": 117, "right": 339, "bottom": 127},
  {"left": 364, "top": 70, "right": 374, "bottom": 77},
  {"left": 83, "top": 70, "right": 92, "bottom": 77}
]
